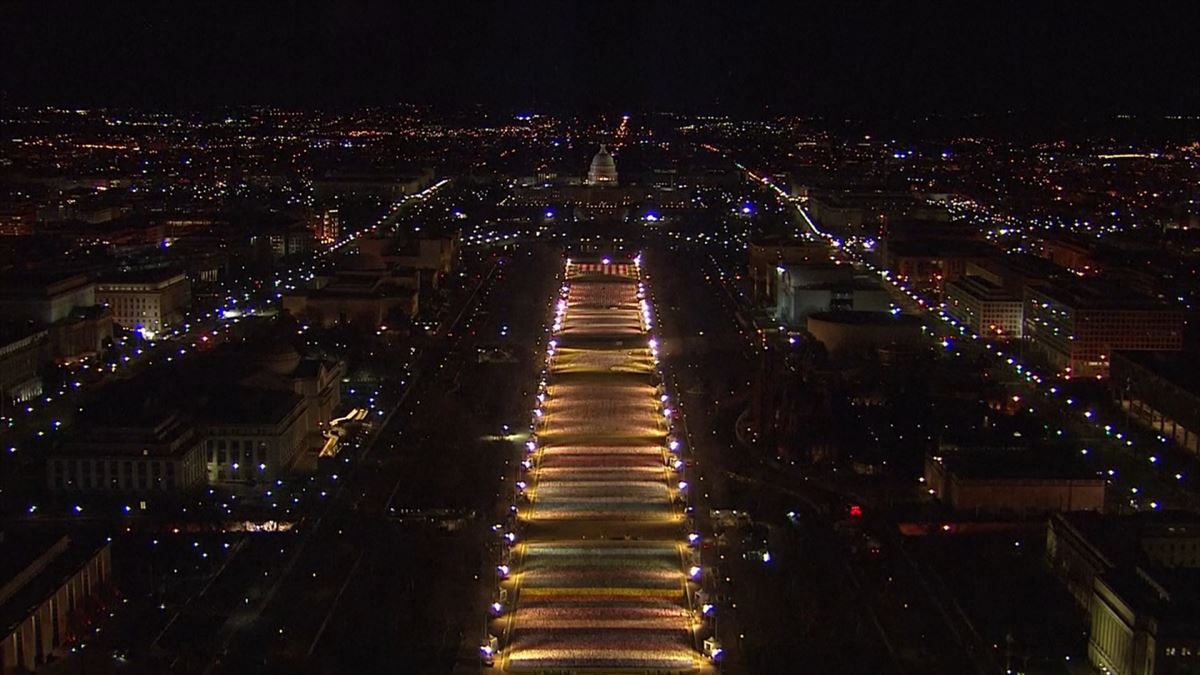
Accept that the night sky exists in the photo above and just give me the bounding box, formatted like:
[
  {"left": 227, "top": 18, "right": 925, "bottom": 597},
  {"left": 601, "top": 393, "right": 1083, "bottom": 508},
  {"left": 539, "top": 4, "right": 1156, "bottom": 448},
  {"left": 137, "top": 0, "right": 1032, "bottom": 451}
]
[{"left": 2, "top": 2, "right": 1198, "bottom": 116}]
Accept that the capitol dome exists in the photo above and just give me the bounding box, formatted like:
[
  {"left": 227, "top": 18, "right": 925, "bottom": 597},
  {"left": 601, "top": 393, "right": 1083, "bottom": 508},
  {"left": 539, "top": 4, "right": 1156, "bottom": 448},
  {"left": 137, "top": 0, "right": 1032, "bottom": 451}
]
[{"left": 586, "top": 144, "right": 618, "bottom": 186}]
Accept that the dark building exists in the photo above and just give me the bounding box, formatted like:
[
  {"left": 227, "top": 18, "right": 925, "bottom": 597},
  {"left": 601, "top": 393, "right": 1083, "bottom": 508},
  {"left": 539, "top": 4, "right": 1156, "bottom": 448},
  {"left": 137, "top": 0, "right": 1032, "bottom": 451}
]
[
  {"left": 881, "top": 239, "right": 993, "bottom": 291},
  {"left": 746, "top": 237, "right": 832, "bottom": 305},
  {"left": 0, "top": 327, "right": 47, "bottom": 404},
  {"left": 49, "top": 400, "right": 207, "bottom": 495},
  {"left": 1046, "top": 512, "right": 1200, "bottom": 675},
  {"left": 925, "top": 449, "right": 1106, "bottom": 514},
  {"left": 1, "top": 533, "right": 114, "bottom": 673},
  {"left": 48, "top": 340, "right": 343, "bottom": 494},
  {"left": 1111, "top": 351, "right": 1200, "bottom": 456}
]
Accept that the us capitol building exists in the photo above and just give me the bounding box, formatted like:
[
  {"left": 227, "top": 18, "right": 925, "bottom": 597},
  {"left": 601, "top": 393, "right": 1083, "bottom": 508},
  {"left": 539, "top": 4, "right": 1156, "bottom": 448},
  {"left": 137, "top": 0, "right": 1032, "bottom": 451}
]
[
  {"left": 586, "top": 144, "right": 619, "bottom": 186},
  {"left": 506, "top": 144, "right": 694, "bottom": 222}
]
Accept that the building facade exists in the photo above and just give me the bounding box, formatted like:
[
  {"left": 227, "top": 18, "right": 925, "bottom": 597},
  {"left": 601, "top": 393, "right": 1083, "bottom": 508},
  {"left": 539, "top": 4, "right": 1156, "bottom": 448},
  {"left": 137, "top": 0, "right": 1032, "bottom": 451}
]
[
  {"left": 48, "top": 411, "right": 207, "bottom": 494},
  {"left": 47, "top": 307, "right": 113, "bottom": 363},
  {"left": 1045, "top": 512, "right": 1200, "bottom": 675},
  {"left": 263, "top": 226, "right": 313, "bottom": 259},
  {"left": 0, "top": 274, "right": 96, "bottom": 325},
  {"left": 0, "top": 329, "right": 47, "bottom": 404},
  {"left": 943, "top": 275, "right": 1024, "bottom": 338},
  {"left": 925, "top": 452, "right": 1106, "bottom": 514},
  {"left": 311, "top": 208, "right": 340, "bottom": 245},
  {"left": 881, "top": 240, "right": 992, "bottom": 291},
  {"left": 806, "top": 311, "right": 923, "bottom": 356},
  {"left": 776, "top": 272, "right": 891, "bottom": 326},
  {"left": 1024, "top": 282, "right": 1185, "bottom": 378},
  {"left": 1111, "top": 352, "right": 1200, "bottom": 456},
  {"left": 281, "top": 276, "right": 418, "bottom": 328},
  {"left": 805, "top": 190, "right": 950, "bottom": 238},
  {"left": 1087, "top": 570, "right": 1200, "bottom": 675},
  {"left": 95, "top": 270, "right": 190, "bottom": 336},
  {"left": 200, "top": 389, "right": 308, "bottom": 485},
  {"left": 1, "top": 535, "right": 113, "bottom": 674},
  {"left": 747, "top": 238, "right": 831, "bottom": 304}
]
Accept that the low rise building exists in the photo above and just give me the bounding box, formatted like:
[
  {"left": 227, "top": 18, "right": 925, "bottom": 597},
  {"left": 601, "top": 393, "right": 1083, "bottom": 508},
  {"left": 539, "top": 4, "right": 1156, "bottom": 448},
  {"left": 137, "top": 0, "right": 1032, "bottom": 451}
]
[
  {"left": 47, "top": 306, "right": 113, "bottom": 363},
  {"left": 49, "top": 404, "right": 206, "bottom": 494},
  {"left": 884, "top": 218, "right": 978, "bottom": 242},
  {"left": 964, "top": 253, "right": 1065, "bottom": 297},
  {"left": 312, "top": 168, "right": 434, "bottom": 201},
  {"left": 881, "top": 239, "right": 993, "bottom": 291},
  {"left": 1045, "top": 512, "right": 1200, "bottom": 675},
  {"left": 0, "top": 205, "right": 37, "bottom": 236},
  {"left": 943, "top": 275, "right": 1024, "bottom": 338},
  {"left": 282, "top": 271, "right": 418, "bottom": 328},
  {"left": 806, "top": 190, "right": 949, "bottom": 238},
  {"left": 0, "top": 533, "right": 113, "bottom": 674},
  {"left": 777, "top": 270, "right": 891, "bottom": 326},
  {"left": 772, "top": 260, "right": 849, "bottom": 301},
  {"left": 259, "top": 223, "right": 313, "bottom": 259},
  {"left": 237, "top": 341, "right": 344, "bottom": 448},
  {"left": 386, "top": 236, "right": 457, "bottom": 289},
  {"left": 1047, "top": 512, "right": 1200, "bottom": 609},
  {"left": 508, "top": 184, "right": 695, "bottom": 219},
  {"left": 357, "top": 234, "right": 459, "bottom": 290},
  {"left": 1111, "top": 351, "right": 1200, "bottom": 456},
  {"left": 95, "top": 269, "right": 190, "bottom": 336},
  {"left": 924, "top": 450, "right": 1106, "bottom": 515},
  {"left": 1088, "top": 568, "right": 1200, "bottom": 675},
  {"left": 0, "top": 327, "right": 47, "bottom": 404},
  {"left": 48, "top": 339, "right": 342, "bottom": 494},
  {"left": 1041, "top": 233, "right": 1100, "bottom": 275},
  {"left": 1024, "top": 279, "right": 1185, "bottom": 378},
  {"left": 806, "top": 311, "right": 923, "bottom": 356},
  {"left": 198, "top": 387, "right": 308, "bottom": 485},
  {"left": 310, "top": 208, "right": 339, "bottom": 245},
  {"left": 748, "top": 238, "right": 831, "bottom": 304},
  {"left": 0, "top": 273, "right": 113, "bottom": 363},
  {"left": 0, "top": 273, "right": 96, "bottom": 325}
]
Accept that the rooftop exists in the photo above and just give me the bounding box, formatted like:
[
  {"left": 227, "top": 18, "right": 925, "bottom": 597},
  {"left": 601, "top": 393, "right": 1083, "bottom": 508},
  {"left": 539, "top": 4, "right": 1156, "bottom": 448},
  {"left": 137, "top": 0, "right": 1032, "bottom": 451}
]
[
  {"left": 197, "top": 386, "right": 304, "bottom": 427},
  {"left": 97, "top": 267, "right": 186, "bottom": 286},
  {"left": 934, "top": 448, "right": 1101, "bottom": 481},
  {"left": 808, "top": 189, "right": 918, "bottom": 208},
  {"left": 885, "top": 239, "right": 993, "bottom": 258},
  {"left": 983, "top": 252, "right": 1067, "bottom": 281},
  {"left": 1102, "top": 566, "right": 1200, "bottom": 630},
  {"left": 0, "top": 270, "right": 92, "bottom": 298},
  {"left": 795, "top": 279, "right": 886, "bottom": 293},
  {"left": 1053, "top": 511, "right": 1200, "bottom": 627},
  {"left": 1056, "top": 510, "right": 1200, "bottom": 563},
  {"left": 0, "top": 320, "right": 48, "bottom": 345},
  {"left": 0, "top": 532, "right": 109, "bottom": 636},
  {"left": 1112, "top": 350, "right": 1200, "bottom": 398},
  {"left": 809, "top": 310, "right": 922, "bottom": 327},
  {"left": 945, "top": 275, "right": 1020, "bottom": 302},
  {"left": 1026, "top": 276, "right": 1177, "bottom": 311},
  {"left": 61, "top": 339, "right": 323, "bottom": 449}
]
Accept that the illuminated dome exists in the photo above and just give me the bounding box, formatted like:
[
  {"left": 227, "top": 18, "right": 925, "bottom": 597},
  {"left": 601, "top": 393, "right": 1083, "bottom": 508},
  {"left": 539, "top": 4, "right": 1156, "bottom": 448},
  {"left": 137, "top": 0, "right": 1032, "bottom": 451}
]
[{"left": 586, "top": 144, "right": 618, "bottom": 186}]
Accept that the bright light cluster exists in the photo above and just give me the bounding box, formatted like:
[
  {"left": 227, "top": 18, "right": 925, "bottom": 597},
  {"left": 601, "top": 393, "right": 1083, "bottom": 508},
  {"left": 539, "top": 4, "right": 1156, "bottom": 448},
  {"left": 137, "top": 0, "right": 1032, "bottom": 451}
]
[{"left": 491, "top": 255, "right": 702, "bottom": 670}]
